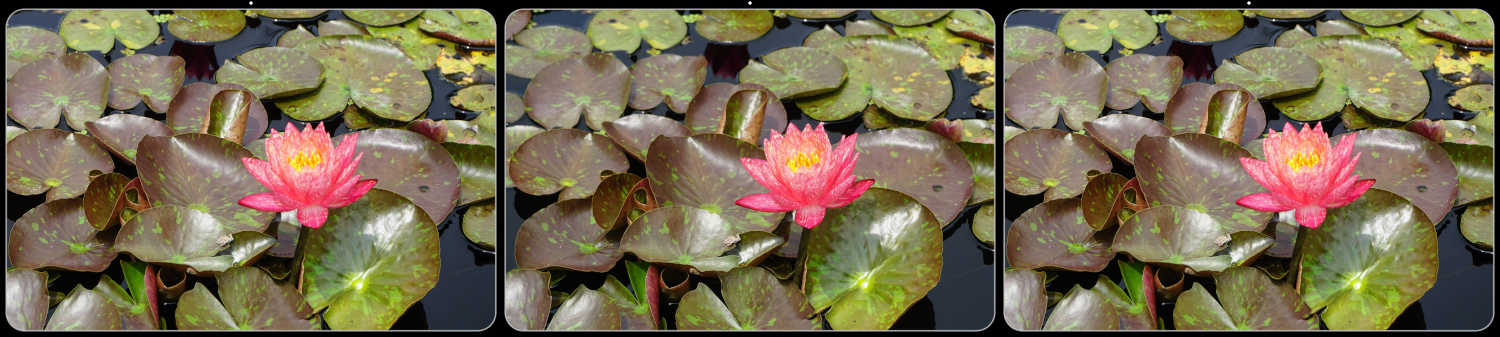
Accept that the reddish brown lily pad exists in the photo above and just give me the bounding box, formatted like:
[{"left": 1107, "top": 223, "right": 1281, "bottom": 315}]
[
  {"left": 1105, "top": 54, "right": 1184, "bottom": 112},
  {"left": 684, "top": 82, "right": 788, "bottom": 146},
  {"left": 504, "top": 125, "right": 546, "bottom": 189},
  {"left": 6, "top": 53, "right": 108, "bottom": 130},
  {"left": 1082, "top": 113, "right": 1171, "bottom": 165},
  {"left": 620, "top": 206, "right": 739, "bottom": 276},
  {"left": 505, "top": 10, "right": 530, "bottom": 42},
  {"left": 164, "top": 82, "right": 269, "bottom": 144},
  {"left": 646, "top": 133, "right": 785, "bottom": 233},
  {"left": 114, "top": 206, "right": 230, "bottom": 273},
  {"left": 1173, "top": 266, "right": 1320, "bottom": 329},
  {"left": 509, "top": 128, "right": 630, "bottom": 200},
  {"left": 168, "top": 10, "right": 247, "bottom": 43},
  {"left": 84, "top": 113, "right": 173, "bottom": 165},
  {"left": 1006, "top": 198, "right": 1116, "bottom": 272},
  {"left": 327, "top": 129, "right": 461, "bottom": 225},
  {"left": 697, "top": 10, "right": 774, "bottom": 43},
  {"left": 136, "top": 133, "right": 275, "bottom": 232},
  {"left": 1251, "top": 10, "right": 1325, "bottom": 19},
  {"left": 6, "top": 26, "right": 66, "bottom": 81},
  {"left": 6, "top": 269, "right": 49, "bottom": 330},
  {"left": 1003, "top": 26, "right": 1064, "bottom": 81},
  {"left": 737, "top": 47, "right": 846, "bottom": 100},
  {"left": 81, "top": 172, "right": 131, "bottom": 231},
  {"left": 853, "top": 128, "right": 976, "bottom": 223},
  {"left": 601, "top": 113, "right": 691, "bottom": 162},
  {"left": 214, "top": 47, "right": 324, "bottom": 100},
  {"left": 1135, "top": 133, "right": 1273, "bottom": 231},
  {"left": 1212, "top": 47, "right": 1323, "bottom": 100},
  {"left": 1003, "top": 53, "right": 1106, "bottom": 130},
  {"left": 105, "top": 54, "right": 185, "bottom": 112},
  {"left": 516, "top": 197, "right": 624, "bottom": 273},
  {"left": 784, "top": 10, "right": 855, "bottom": 20},
  {"left": 6, "top": 129, "right": 115, "bottom": 201},
  {"left": 1112, "top": 205, "right": 1230, "bottom": 272},
  {"left": 525, "top": 53, "right": 631, "bottom": 130},
  {"left": 1342, "top": 10, "right": 1420, "bottom": 26},
  {"left": 504, "top": 26, "right": 593, "bottom": 79},
  {"left": 1003, "top": 129, "right": 1113, "bottom": 201},
  {"left": 1166, "top": 10, "right": 1244, "bottom": 43},
  {"left": 1332, "top": 129, "right": 1460, "bottom": 225},
  {"left": 629, "top": 54, "right": 708, "bottom": 112},
  {"left": 1163, "top": 82, "right": 1268, "bottom": 145},
  {"left": 8, "top": 198, "right": 118, "bottom": 272}
]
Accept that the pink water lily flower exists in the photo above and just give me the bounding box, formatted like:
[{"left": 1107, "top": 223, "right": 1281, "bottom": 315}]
[
  {"left": 736, "top": 122, "right": 876, "bottom": 229},
  {"left": 237, "top": 122, "right": 378, "bottom": 229},
  {"left": 1236, "top": 122, "right": 1376, "bottom": 229}
]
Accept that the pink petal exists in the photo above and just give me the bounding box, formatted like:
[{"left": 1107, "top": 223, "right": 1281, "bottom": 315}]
[
  {"left": 818, "top": 173, "right": 859, "bottom": 205},
  {"left": 741, "top": 158, "right": 793, "bottom": 198},
  {"left": 1235, "top": 192, "right": 1302, "bottom": 212},
  {"left": 1294, "top": 206, "right": 1327, "bottom": 229},
  {"left": 736, "top": 193, "right": 800, "bottom": 213},
  {"left": 324, "top": 179, "right": 379, "bottom": 209},
  {"left": 1239, "top": 157, "right": 1291, "bottom": 196},
  {"left": 242, "top": 157, "right": 294, "bottom": 197},
  {"left": 793, "top": 205, "right": 827, "bottom": 229},
  {"left": 1321, "top": 178, "right": 1376, "bottom": 209},
  {"left": 824, "top": 179, "right": 875, "bottom": 209},
  {"left": 1319, "top": 151, "right": 1363, "bottom": 198},
  {"left": 298, "top": 205, "right": 330, "bottom": 229},
  {"left": 238, "top": 192, "right": 302, "bottom": 212}
]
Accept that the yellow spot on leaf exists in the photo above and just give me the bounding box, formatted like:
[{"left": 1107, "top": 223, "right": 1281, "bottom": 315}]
[
  {"left": 1369, "top": 76, "right": 1378, "bottom": 81},
  {"left": 639, "top": 20, "right": 650, "bottom": 29},
  {"left": 371, "top": 76, "right": 381, "bottom": 81},
  {"left": 387, "top": 72, "right": 398, "bottom": 77},
  {"left": 112, "top": 20, "right": 121, "bottom": 29},
  {"left": 1382, "top": 78, "right": 1389, "bottom": 82},
  {"left": 893, "top": 76, "right": 903, "bottom": 81},
  {"left": 1069, "top": 39, "right": 1077, "bottom": 45},
  {"left": 892, "top": 87, "right": 907, "bottom": 93},
  {"left": 609, "top": 22, "right": 629, "bottom": 30},
  {"left": 1080, "top": 22, "right": 1098, "bottom": 29},
  {"left": 1385, "top": 72, "right": 1396, "bottom": 77},
  {"left": 384, "top": 78, "right": 391, "bottom": 82},
  {"left": 1109, "top": 20, "right": 1119, "bottom": 29},
  {"left": 82, "top": 23, "right": 101, "bottom": 29},
  {"left": 1368, "top": 88, "right": 1382, "bottom": 93},
  {"left": 370, "top": 88, "right": 385, "bottom": 93}
]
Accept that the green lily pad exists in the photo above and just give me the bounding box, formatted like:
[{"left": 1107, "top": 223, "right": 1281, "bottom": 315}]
[
  {"left": 629, "top": 54, "right": 708, "bottom": 111},
  {"left": 1003, "top": 53, "right": 1106, "bottom": 130},
  {"left": 441, "top": 142, "right": 496, "bottom": 206},
  {"left": 974, "top": 202, "right": 995, "bottom": 247},
  {"left": 1449, "top": 84, "right": 1494, "bottom": 111},
  {"left": 298, "top": 188, "right": 439, "bottom": 330},
  {"left": 367, "top": 21, "right": 448, "bottom": 70},
  {"left": 946, "top": 10, "right": 995, "bottom": 44},
  {"left": 1462, "top": 199, "right": 1493, "bottom": 251},
  {"left": 174, "top": 266, "right": 320, "bottom": 330},
  {"left": 344, "top": 10, "right": 421, "bottom": 26},
  {"left": 738, "top": 47, "right": 846, "bottom": 100},
  {"left": 1250, "top": 10, "right": 1325, "bottom": 19},
  {"left": 1173, "top": 266, "right": 1320, "bottom": 329},
  {"left": 84, "top": 113, "right": 173, "bottom": 165},
  {"left": 6, "top": 269, "right": 49, "bottom": 330},
  {"left": 1298, "top": 188, "right": 1437, "bottom": 330},
  {"left": 505, "top": 269, "right": 551, "bottom": 330},
  {"left": 1166, "top": 10, "right": 1244, "bottom": 43},
  {"left": 80, "top": 172, "right": 130, "bottom": 231},
  {"left": 105, "top": 54, "right": 185, "bottom": 112},
  {"left": 1163, "top": 83, "right": 1267, "bottom": 144},
  {"left": 164, "top": 82, "right": 269, "bottom": 144},
  {"left": 136, "top": 133, "right": 275, "bottom": 232},
  {"left": 464, "top": 199, "right": 496, "bottom": 251},
  {"left": 58, "top": 10, "right": 159, "bottom": 52},
  {"left": 683, "top": 82, "right": 788, "bottom": 146},
  {"left": 418, "top": 10, "right": 496, "bottom": 47},
  {"left": 8, "top": 198, "right": 118, "bottom": 272},
  {"left": 113, "top": 205, "right": 230, "bottom": 274},
  {"left": 601, "top": 113, "right": 691, "bottom": 161},
  {"left": 1112, "top": 205, "right": 1230, "bottom": 272},
  {"left": 523, "top": 52, "right": 630, "bottom": 130},
  {"left": 973, "top": 85, "right": 996, "bottom": 110},
  {"left": 515, "top": 197, "right": 624, "bottom": 272},
  {"left": 1342, "top": 10, "right": 1420, "bottom": 26},
  {"left": 248, "top": 10, "right": 326, "bottom": 19},
  {"left": 1057, "top": 10, "right": 1158, "bottom": 53},
  {"left": 846, "top": 19, "right": 897, "bottom": 36},
  {"left": 1104, "top": 54, "right": 1184, "bottom": 112},
  {"left": 697, "top": 10, "right": 774, "bottom": 43},
  {"left": 505, "top": 10, "right": 530, "bottom": 42},
  {"left": 5, "top": 53, "right": 109, "bottom": 130},
  {"left": 46, "top": 285, "right": 120, "bottom": 330},
  {"left": 214, "top": 47, "right": 324, "bottom": 100},
  {"left": 1473, "top": 110, "right": 1495, "bottom": 133},
  {"left": 1416, "top": 10, "right": 1494, "bottom": 47},
  {"left": 1082, "top": 114, "right": 1171, "bottom": 165},
  {"left": 676, "top": 266, "right": 820, "bottom": 330},
  {"left": 1274, "top": 36, "right": 1429, "bottom": 121},
  {"left": 6, "top": 129, "right": 115, "bottom": 201},
  {"left": 798, "top": 35, "right": 952, "bottom": 122},
  {"left": 646, "top": 133, "right": 784, "bottom": 233},
  {"left": 450, "top": 84, "right": 497, "bottom": 113},
  {"left": 802, "top": 188, "right": 942, "bottom": 329},
  {"left": 1003, "top": 128, "right": 1113, "bottom": 201},
  {"left": 278, "top": 35, "right": 432, "bottom": 122},
  {"left": 784, "top": 10, "right": 854, "bottom": 20},
  {"left": 1366, "top": 20, "right": 1455, "bottom": 70},
  {"left": 1332, "top": 129, "right": 1460, "bottom": 225},
  {"left": 1007, "top": 197, "right": 1116, "bottom": 272},
  {"left": 1044, "top": 284, "right": 1119, "bottom": 330},
  {"left": 317, "top": 20, "right": 370, "bottom": 36},
  {"left": 802, "top": 24, "right": 841, "bottom": 48},
  {"left": 509, "top": 128, "right": 629, "bottom": 199},
  {"left": 168, "top": 10, "right": 247, "bottom": 43},
  {"left": 925, "top": 118, "right": 996, "bottom": 144},
  {"left": 620, "top": 206, "right": 739, "bottom": 276},
  {"left": 854, "top": 128, "right": 975, "bottom": 223},
  {"left": 1211, "top": 47, "right": 1322, "bottom": 100},
  {"left": 1004, "top": 26, "right": 1066, "bottom": 82},
  {"left": 587, "top": 10, "right": 688, "bottom": 53},
  {"left": 892, "top": 18, "right": 985, "bottom": 70},
  {"left": 504, "top": 125, "right": 545, "bottom": 188},
  {"left": 548, "top": 285, "right": 620, "bottom": 330},
  {"left": 1135, "top": 133, "right": 1273, "bottom": 231},
  {"left": 959, "top": 142, "right": 995, "bottom": 205},
  {"left": 871, "top": 10, "right": 950, "bottom": 26},
  {"left": 1439, "top": 142, "right": 1493, "bottom": 206},
  {"left": 6, "top": 26, "right": 66, "bottom": 81},
  {"left": 276, "top": 25, "right": 315, "bottom": 47},
  {"left": 329, "top": 129, "right": 461, "bottom": 225}
]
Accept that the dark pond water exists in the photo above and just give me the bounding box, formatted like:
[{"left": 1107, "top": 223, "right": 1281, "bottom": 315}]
[
  {"left": 1001, "top": 10, "right": 1493, "bottom": 330},
  {"left": 5, "top": 9, "right": 496, "bottom": 330},
  {"left": 503, "top": 10, "right": 996, "bottom": 330}
]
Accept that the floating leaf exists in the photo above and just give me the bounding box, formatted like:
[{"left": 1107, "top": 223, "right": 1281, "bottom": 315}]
[
  {"left": 958, "top": 142, "right": 995, "bottom": 205},
  {"left": 1298, "top": 188, "right": 1437, "bottom": 329},
  {"left": 675, "top": 266, "right": 820, "bottom": 329},
  {"left": 299, "top": 189, "right": 439, "bottom": 330},
  {"left": 1135, "top": 133, "right": 1272, "bottom": 231},
  {"left": 105, "top": 54, "right": 185, "bottom": 112},
  {"left": 167, "top": 10, "right": 246, "bottom": 43},
  {"left": 1275, "top": 38, "right": 1433, "bottom": 121},
  {"left": 1449, "top": 84, "right": 1494, "bottom": 111},
  {"left": 136, "top": 133, "right": 275, "bottom": 232},
  {"left": 1112, "top": 205, "right": 1229, "bottom": 273},
  {"left": 59, "top": 10, "right": 159, "bottom": 52},
  {"left": 1204, "top": 89, "right": 1252, "bottom": 144},
  {"left": 973, "top": 85, "right": 996, "bottom": 110},
  {"left": 6, "top": 53, "right": 108, "bottom": 130},
  {"left": 1006, "top": 197, "right": 1116, "bottom": 272},
  {"left": 946, "top": 10, "right": 995, "bottom": 44},
  {"left": 524, "top": 53, "right": 630, "bottom": 130},
  {"left": 1043, "top": 285, "right": 1119, "bottom": 330},
  {"left": 1341, "top": 10, "right": 1420, "bottom": 26},
  {"left": 205, "top": 90, "right": 253, "bottom": 144},
  {"left": 367, "top": 21, "right": 448, "bottom": 70},
  {"left": 845, "top": 19, "right": 897, "bottom": 36},
  {"left": 1163, "top": 83, "right": 1267, "bottom": 144},
  {"left": 738, "top": 47, "right": 846, "bottom": 100},
  {"left": 505, "top": 10, "right": 531, "bottom": 42},
  {"left": 1003, "top": 53, "right": 1106, "bottom": 130},
  {"left": 279, "top": 35, "right": 432, "bottom": 122},
  {"left": 1211, "top": 47, "right": 1322, "bottom": 100},
  {"left": 1250, "top": 10, "right": 1325, "bottom": 19},
  {"left": 1057, "top": 10, "right": 1157, "bottom": 53},
  {"left": 113, "top": 206, "right": 230, "bottom": 274},
  {"left": 515, "top": 197, "right": 624, "bottom": 272},
  {"left": 1082, "top": 114, "right": 1171, "bottom": 165},
  {"left": 451, "top": 84, "right": 497, "bottom": 112},
  {"left": 602, "top": 113, "right": 691, "bottom": 161},
  {"left": 503, "top": 26, "right": 592, "bottom": 79},
  {"left": 1104, "top": 54, "right": 1184, "bottom": 112},
  {"left": 418, "top": 10, "right": 496, "bottom": 47},
  {"left": 620, "top": 206, "right": 738, "bottom": 276},
  {"left": 214, "top": 47, "right": 324, "bottom": 100},
  {"left": 1173, "top": 266, "right": 1320, "bottom": 329},
  {"left": 7, "top": 198, "right": 118, "bottom": 272},
  {"left": 248, "top": 10, "right": 326, "bottom": 19},
  {"left": 6, "top": 129, "right": 115, "bottom": 201},
  {"left": 164, "top": 82, "right": 269, "bottom": 144},
  {"left": 1365, "top": 20, "right": 1454, "bottom": 71},
  {"left": 6, "top": 269, "right": 49, "bottom": 330},
  {"left": 1438, "top": 142, "right": 1493, "bottom": 206},
  {"left": 891, "top": 18, "right": 984, "bottom": 70},
  {"left": 870, "top": 10, "right": 950, "bottom": 26},
  {"left": 646, "top": 133, "right": 784, "bottom": 233},
  {"left": 1165, "top": 10, "right": 1244, "bottom": 43},
  {"left": 696, "top": 10, "right": 773, "bottom": 43},
  {"left": 1333, "top": 129, "right": 1460, "bottom": 225},
  {"left": 629, "top": 54, "right": 708, "bottom": 112},
  {"left": 591, "top": 172, "right": 642, "bottom": 231},
  {"left": 504, "top": 92, "right": 525, "bottom": 124},
  {"left": 548, "top": 286, "right": 620, "bottom": 330},
  {"left": 80, "top": 172, "right": 130, "bottom": 231},
  {"left": 798, "top": 35, "right": 952, "bottom": 122},
  {"left": 46, "top": 285, "right": 120, "bottom": 330},
  {"left": 684, "top": 82, "right": 787, "bottom": 146},
  {"left": 6, "top": 26, "right": 66, "bottom": 81},
  {"left": 802, "top": 25, "right": 842, "bottom": 48},
  {"left": 277, "top": 25, "right": 315, "bottom": 48},
  {"left": 174, "top": 266, "right": 320, "bottom": 329},
  {"left": 463, "top": 199, "right": 496, "bottom": 251},
  {"left": 1003, "top": 129, "right": 1113, "bottom": 201},
  {"left": 509, "top": 128, "right": 629, "bottom": 199},
  {"left": 803, "top": 188, "right": 942, "bottom": 329},
  {"left": 84, "top": 114, "right": 172, "bottom": 165},
  {"left": 505, "top": 269, "right": 551, "bottom": 330},
  {"left": 853, "top": 128, "right": 975, "bottom": 223},
  {"left": 504, "top": 125, "right": 545, "bottom": 188},
  {"left": 784, "top": 10, "right": 855, "bottom": 20},
  {"left": 442, "top": 142, "right": 497, "bottom": 206},
  {"left": 1416, "top": 10, "right": 1494, "bottom": 47},
  {"left": 343, "top": 10, "right": 421, "bottom": 26},
  {"left": 1462, "top": 199, "right": 1493, "bottom": 251},
  {"left": 328, "top": 129, "right": 461, "bottom": 224},
  {"left": 587, "top": 10, "right": 687, "bottom": 53}
]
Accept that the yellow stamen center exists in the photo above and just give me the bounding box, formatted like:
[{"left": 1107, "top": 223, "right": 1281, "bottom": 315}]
[
  {"left": 288, "top": 151, "right": 322, "bottom": 172},
  {"left": 785, "top": 151, "right": 821, "bottom": 173},
  {"left": 1286, "top": 151, "right": 1320, "bottom": 172}
]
